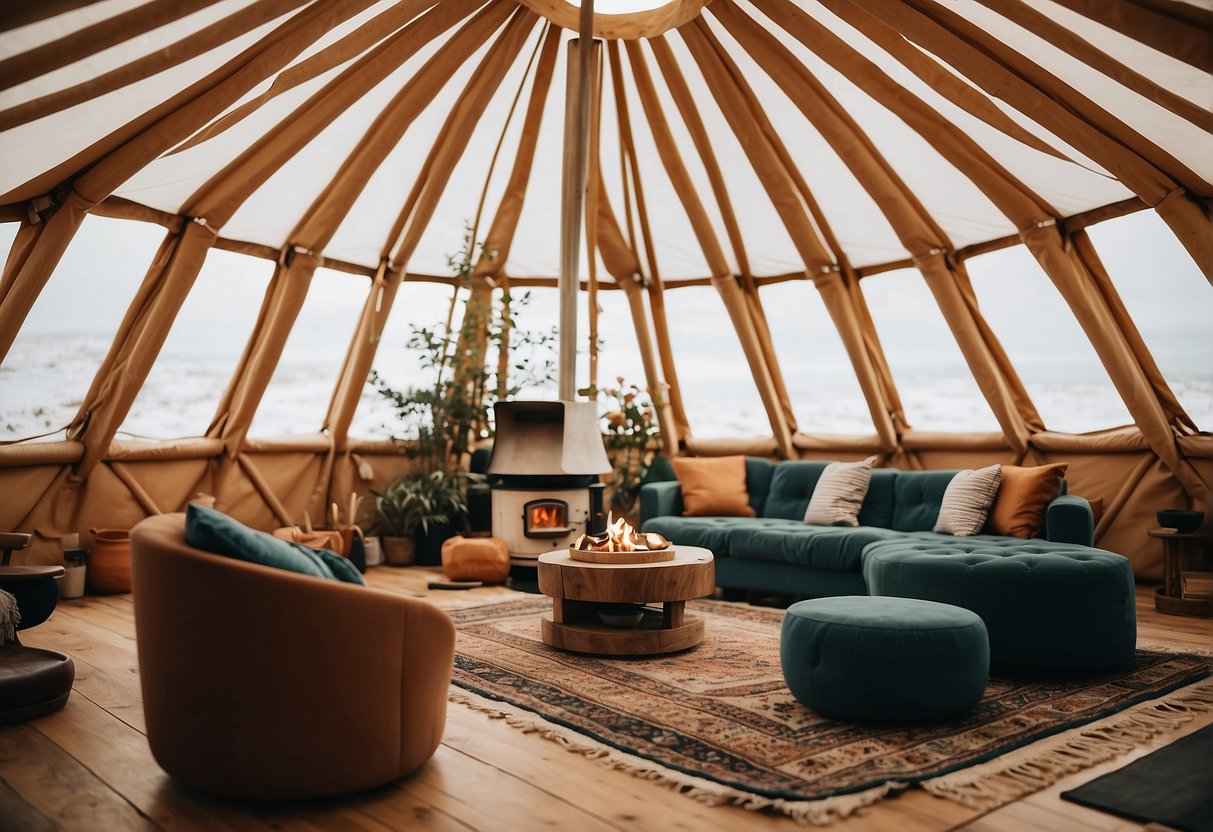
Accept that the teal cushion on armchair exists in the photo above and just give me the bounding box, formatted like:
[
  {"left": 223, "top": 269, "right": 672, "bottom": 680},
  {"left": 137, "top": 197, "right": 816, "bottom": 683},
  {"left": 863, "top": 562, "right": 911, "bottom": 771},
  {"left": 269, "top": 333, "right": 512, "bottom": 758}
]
[{"left": 185, "top": 504, "right": 365, "bottom": 585}]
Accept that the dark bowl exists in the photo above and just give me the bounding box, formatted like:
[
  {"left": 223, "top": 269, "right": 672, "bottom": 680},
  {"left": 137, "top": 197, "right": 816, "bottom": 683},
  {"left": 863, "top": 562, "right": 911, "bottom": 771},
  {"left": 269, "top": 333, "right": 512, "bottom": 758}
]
[
  {"left": 1156, "top": 510, "right": 1204, "bottom": 533},
  {"left": 596, "top": 603, "right": 646, "bottom": 628}
]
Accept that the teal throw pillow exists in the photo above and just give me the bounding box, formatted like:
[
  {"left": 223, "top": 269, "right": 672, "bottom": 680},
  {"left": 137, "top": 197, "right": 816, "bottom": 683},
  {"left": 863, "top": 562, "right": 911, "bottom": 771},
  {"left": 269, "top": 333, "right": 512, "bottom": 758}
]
[
  {"left": 185, "top": 503, "right": 364, "bottom": 585},
  {"left": 311, "top": 546, "right": 366, "bottom": 585}
]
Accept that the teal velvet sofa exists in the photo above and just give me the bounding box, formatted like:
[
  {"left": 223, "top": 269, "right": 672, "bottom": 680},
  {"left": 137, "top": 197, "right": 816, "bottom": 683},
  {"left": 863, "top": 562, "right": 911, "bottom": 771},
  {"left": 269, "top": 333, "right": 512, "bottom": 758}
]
[{"left": 639, "top": 457, "right": 1096, "bottom": 599}]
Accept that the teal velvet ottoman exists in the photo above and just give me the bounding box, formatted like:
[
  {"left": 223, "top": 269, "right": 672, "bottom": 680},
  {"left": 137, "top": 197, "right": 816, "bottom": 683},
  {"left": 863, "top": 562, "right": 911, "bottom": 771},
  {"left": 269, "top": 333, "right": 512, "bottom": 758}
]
[
  {"left": 862, "top": 539, "right": 1136, "bottom": 674},
  {"left": 781, "top": 596, "right": 989, "bottom": 723}
]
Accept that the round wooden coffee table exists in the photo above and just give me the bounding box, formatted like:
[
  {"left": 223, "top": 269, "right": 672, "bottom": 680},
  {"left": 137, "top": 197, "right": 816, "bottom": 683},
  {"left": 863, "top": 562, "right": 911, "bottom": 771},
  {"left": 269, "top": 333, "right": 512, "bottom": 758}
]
[{"left": 536, "top": 547, "right": 715, "bottom": 656}]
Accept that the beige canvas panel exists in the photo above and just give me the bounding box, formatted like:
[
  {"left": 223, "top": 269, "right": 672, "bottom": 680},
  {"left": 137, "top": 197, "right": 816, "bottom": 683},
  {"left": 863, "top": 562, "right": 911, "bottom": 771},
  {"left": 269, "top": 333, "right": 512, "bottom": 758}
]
[
  {"left": 920, "top": 0, "right": 1211, "bottom": 198},
  {"left": 115, "top": 459, "right": 212, "bottom": 513},
  {"left": 1032, "top": 0, "right": 1212, "bottom": 112},
  {"left": 973, "top": 0, "right": 1212, "bottom": 131},
  {"left": 388, "top": 7, "right": 540, "bottom": 269},
  {"left": 2, "top": 1, "right": 380, "bottom": 208},
  {"left": 837, "top": 0, "right": 1213, "bottom": 279},
  {"left": 0, "top": 466, "right": 64, "bottom": 532},
  {"left": 171, "top": 0, "right": 440, "bottom": 155},
  {"left": 1048, "top": 0, "right": 1213, "bottom": 74},
  {"left": 0, "top": 0, "right": 99, "bottom": 35},
  {"left": 0, "top": 0, "right": 225, "bottom": 91},
  {"left": 184, "top": 0, "right": 483, "bottom": 229},
  {"left": 0, "top": 0, "right": 312, "bottom": 132},
  {"left": 474, "top": 23, "right": 563, "bottom": 280}
]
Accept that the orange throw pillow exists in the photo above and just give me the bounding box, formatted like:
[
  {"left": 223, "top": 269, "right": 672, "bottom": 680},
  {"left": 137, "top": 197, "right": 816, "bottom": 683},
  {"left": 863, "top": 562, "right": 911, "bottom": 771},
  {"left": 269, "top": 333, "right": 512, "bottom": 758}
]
[
  {"left": 987, "top": 463, "right": 1068, "bottom": 539},
  {"left": 671, "top": 456, "right": 755, "bottom": 517},
  {"left": 1088, "top": 497, "right": 1104, "bottom": 528}
]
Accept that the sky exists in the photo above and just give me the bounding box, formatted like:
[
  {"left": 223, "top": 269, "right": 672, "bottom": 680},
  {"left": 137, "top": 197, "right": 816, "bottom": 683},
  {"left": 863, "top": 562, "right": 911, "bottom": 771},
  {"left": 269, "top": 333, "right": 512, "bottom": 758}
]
[{"left": 0, "top": 208, "right": 1210, "bottom": 440}]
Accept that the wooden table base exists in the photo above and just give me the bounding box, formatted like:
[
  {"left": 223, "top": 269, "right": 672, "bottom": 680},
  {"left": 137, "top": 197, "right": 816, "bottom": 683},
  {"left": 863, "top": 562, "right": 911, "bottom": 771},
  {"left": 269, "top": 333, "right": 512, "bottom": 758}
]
[
  {"left": 537, "top": 547, "right": 715, "bottom": 656},
  {"left": 541, "top": 606, "right": 704, "bottom": 655}
]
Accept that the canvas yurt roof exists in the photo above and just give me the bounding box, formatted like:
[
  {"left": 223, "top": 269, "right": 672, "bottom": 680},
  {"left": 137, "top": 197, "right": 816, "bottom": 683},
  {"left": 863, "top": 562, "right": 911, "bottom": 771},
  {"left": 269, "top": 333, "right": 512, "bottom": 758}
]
[{"left": 0, "top": 0, "right": 1209, "bottom": 573}]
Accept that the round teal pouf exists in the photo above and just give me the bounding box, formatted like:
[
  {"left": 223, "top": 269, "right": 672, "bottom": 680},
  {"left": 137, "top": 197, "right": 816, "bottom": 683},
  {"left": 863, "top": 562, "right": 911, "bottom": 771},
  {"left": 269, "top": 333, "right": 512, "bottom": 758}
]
[{"left": 781, "top": 596, "right": 989, "bottom": 723}]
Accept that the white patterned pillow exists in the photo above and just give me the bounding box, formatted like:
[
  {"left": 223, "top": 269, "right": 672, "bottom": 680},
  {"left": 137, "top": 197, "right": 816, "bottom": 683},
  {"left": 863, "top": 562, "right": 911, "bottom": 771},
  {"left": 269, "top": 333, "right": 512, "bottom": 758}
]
[
  {"left": 934, "top": 465, "right": 1003, "bottom": 536},
  {"left": 804, "top": 456, "right": 877, "bottom": 527}
]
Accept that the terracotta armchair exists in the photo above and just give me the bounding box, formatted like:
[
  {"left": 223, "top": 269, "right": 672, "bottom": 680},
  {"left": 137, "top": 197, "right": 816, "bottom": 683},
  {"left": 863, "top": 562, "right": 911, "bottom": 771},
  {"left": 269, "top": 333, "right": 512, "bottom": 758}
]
[{"left": 130, "top": 513, "right": 455, "bottom": 799}]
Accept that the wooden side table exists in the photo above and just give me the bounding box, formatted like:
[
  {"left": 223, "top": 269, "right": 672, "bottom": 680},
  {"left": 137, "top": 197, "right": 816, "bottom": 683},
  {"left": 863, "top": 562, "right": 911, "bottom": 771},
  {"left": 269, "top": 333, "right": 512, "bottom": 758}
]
[
  {"left": 1149, "top": 528, "right": 1212, "bottom": 617},
  {"left": 536, "top": 547, "right": 715, "bottom": 655}
]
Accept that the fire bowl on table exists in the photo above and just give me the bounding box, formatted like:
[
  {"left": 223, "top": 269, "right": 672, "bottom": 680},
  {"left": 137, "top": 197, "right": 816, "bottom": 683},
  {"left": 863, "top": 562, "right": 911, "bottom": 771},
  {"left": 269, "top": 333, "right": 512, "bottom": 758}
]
[
  {"left": 596, "top": 603, "right": 646, "bottom": 629},
  {"left": 1156, "top": 509, "right": 1204, "bottom": 534},
  {"left": 569, "top": 522, "right": 674, "bottom": 564}
]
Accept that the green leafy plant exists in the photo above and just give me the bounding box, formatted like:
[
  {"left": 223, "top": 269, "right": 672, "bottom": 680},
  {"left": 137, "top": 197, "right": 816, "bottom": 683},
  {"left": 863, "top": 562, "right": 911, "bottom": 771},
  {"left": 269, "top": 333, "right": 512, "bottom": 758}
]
[
  {"left": 372, "top": 470, "right": 469, "bottom": 537},
  {"left": 581, "top": 376, "right": 664, "bottom": 513},
  {"left": 370, "top": 225, "right": 556, "bottom": 476}
]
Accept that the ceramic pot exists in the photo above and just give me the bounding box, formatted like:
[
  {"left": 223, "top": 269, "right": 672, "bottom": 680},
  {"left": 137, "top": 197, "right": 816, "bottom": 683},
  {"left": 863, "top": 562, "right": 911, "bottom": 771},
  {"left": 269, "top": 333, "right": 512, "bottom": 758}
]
[
  {"left": 88, "top": 527, "right": 132, "bottom": 594},
  {"left": 382, "top": 536, "right": 415, "bottom": 567},
  {"left": 60, "top": 564, "right": 87, "bottom": 599},
  {"left": 363, "top": 536, "right": 383, "bottom": 568}
]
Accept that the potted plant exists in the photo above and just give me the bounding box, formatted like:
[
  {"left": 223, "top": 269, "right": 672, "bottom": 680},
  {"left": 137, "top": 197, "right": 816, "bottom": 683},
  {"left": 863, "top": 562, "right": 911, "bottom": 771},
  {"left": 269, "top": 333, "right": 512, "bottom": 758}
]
[
  {"left": 373, "top": 471, "right": 469, "bottom": 566},
  {"left": 373, "top": 476, "right": 421, "bottom": 566}
]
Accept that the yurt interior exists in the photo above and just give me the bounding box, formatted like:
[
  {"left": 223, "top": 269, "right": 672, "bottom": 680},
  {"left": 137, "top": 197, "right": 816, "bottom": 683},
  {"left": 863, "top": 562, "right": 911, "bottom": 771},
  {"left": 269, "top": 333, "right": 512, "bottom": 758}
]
[{"left": 1, "top": 1, "right": 1211, "bottom": 829}]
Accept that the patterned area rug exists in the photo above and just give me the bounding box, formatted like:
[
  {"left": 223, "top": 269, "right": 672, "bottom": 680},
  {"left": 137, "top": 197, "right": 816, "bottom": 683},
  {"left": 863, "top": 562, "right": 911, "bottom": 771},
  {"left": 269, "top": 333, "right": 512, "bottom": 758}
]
[{"left": 448, "top": 597, "right": 1213, "bottom": 824}]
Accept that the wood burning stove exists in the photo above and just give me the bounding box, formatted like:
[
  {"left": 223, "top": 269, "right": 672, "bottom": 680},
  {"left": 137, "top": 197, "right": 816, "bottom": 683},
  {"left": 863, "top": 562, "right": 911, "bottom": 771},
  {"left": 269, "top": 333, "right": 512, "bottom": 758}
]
[{"left": 487, "top": 401, "right": 610, "bottom": 561}]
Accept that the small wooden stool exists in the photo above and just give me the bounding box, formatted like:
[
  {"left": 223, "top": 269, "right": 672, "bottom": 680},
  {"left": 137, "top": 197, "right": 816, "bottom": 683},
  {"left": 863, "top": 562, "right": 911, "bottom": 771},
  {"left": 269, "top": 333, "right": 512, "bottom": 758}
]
[{"left": 1150, "top": 527, "right": 1213, "bottom": 617}]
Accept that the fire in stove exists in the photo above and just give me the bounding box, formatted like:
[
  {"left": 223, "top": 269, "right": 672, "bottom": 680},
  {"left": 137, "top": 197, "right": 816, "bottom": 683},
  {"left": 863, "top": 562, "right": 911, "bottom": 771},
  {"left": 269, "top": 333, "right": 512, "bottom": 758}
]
[{"left": 524, "top": 499, "right": 571, "bottom": 538}]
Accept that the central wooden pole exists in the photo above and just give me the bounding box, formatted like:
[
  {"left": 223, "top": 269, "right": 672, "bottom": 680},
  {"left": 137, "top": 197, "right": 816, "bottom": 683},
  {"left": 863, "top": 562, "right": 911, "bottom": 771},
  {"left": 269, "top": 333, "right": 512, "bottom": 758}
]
[{"left": 559, "top": 0, "right": 595, "bottom": 400}]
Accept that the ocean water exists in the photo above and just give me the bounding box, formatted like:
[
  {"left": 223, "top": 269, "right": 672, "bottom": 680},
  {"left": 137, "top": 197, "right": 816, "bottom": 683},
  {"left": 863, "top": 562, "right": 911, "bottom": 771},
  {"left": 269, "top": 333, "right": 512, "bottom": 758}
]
[{"left": 2, "top": 330, "right": 1209, "bottom": 443}]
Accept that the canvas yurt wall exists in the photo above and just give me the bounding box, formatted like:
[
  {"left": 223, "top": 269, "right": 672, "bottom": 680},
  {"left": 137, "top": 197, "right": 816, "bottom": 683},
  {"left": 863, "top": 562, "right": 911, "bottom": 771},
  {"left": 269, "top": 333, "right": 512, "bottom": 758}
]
[{"left": 0, "top": 0, "right": 1209, "bottom": 577}]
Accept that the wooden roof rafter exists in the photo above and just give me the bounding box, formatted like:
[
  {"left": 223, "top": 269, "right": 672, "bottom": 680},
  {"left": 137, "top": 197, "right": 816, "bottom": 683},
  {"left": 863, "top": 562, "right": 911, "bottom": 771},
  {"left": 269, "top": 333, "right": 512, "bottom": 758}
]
[
  {"left": 647, "top": 35, "right": 799, "bottom": 438},
  {"left": 606, "top": 40, "right": 690, "bottom": 444},
  {"left": 835, "top": 0, "right": 1213, "bottom": 282},
  {"left": 324, "top": 4, "right": 541, "bottom": 451},
  {"left": 678, "top": 18, "right": 903, "bottom": 451},
  {"left": 625, "top": 37, "right": 796, "bottom": 458},
  {"left": 0, "top": 0, "right": 383, "bottom": 367},
  {"left": 968, "top": 0, "right": 1212, "bottom": 131},
  {"left": 0, "top": 0, "right": 316, "bottom": 132},
  {"left": 710, "top": 0, "right": 1042, "bottom": 451}
]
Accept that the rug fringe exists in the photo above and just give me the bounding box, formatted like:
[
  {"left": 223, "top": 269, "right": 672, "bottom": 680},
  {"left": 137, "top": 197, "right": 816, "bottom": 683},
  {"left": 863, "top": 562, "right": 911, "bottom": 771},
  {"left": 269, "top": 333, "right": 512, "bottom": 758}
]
[
  {"left": 449, "top": 690, "right": 905, "bottom": 825},
  {"left": 923, "top": 678, "right": 1213, "bottom": 811},
  {"left": 1138, "top": 640, "right": 1213, "bottom": 657}
]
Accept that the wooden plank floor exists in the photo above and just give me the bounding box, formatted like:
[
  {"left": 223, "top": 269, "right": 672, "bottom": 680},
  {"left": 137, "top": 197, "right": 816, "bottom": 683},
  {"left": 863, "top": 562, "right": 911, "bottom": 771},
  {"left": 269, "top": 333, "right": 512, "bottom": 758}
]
[{"left": 2, "top": 570, "right": 1209, "bottom": 832}]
